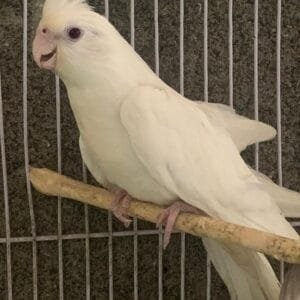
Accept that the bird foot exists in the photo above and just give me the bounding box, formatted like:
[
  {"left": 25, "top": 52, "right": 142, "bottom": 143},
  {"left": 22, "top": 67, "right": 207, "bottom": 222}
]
[
  {"left": 157, "top": 200, "right": 203, "bottom": 249},
  {"left": 110, "top": 189, "right": 132, "bottom": 228}
]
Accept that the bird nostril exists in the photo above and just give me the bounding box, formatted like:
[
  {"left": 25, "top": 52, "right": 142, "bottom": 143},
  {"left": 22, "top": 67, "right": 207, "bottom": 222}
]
[{"left": 42, "top": 28, "right": 47, "bottom": 34}]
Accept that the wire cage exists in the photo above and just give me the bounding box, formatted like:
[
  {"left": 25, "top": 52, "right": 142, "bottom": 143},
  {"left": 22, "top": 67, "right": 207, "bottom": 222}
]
[{"left": 0, "top": 0, "right": 299, "bottom": 299}]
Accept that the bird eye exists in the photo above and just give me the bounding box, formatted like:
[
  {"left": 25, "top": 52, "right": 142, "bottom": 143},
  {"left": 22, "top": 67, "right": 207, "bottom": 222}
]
[{"left": 67, "top": 27, "right": 82, "bottom": 40}]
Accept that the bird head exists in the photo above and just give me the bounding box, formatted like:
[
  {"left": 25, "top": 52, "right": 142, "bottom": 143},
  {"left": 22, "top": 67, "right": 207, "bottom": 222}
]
[{"left": 32, "top": 0, "right": 120, "bottom": 81}]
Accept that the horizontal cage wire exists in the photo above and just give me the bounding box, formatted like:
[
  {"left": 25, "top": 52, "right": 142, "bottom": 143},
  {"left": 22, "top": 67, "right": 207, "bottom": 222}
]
[{"left": 0, "top": 0, "right": 299, "bottom": 299}]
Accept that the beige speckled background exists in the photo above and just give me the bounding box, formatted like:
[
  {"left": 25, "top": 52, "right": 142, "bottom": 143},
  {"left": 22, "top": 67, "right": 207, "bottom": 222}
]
[{"left": 0, "top": 0, "right": 299, "bottom": 299}]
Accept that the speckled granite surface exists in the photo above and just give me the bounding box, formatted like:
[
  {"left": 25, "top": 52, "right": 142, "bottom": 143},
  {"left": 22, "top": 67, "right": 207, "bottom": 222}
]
[{"left": 0, "top": 0, "right": 299, "bottom": 299}]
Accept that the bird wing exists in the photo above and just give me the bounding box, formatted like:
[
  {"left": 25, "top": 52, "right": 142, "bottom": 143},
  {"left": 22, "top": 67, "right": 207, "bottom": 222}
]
[
  {"left": 120, "top": 85, "right": 297, "bottom": 239},
  {"left": 195, "top": 102, "right": 300, "bottom": 217},
  {"left": 194, "top": 101, "right": 276, "bottom": 151},
  {"left": 193, "top": 102, "right": 300, "bottom": 218}
]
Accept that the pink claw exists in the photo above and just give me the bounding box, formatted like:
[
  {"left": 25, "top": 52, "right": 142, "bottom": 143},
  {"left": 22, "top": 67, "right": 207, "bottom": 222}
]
[
  {"left": 157, "top": 200, "right": 203, "bottom": 249},
  {"left": 110, "top": 189, "right": 132, "bottom": 227}
]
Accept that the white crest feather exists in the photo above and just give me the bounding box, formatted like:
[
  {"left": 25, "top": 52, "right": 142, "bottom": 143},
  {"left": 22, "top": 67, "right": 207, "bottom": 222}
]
[{"left": 43, "top": 0, "right": 92, "bottom": 16}]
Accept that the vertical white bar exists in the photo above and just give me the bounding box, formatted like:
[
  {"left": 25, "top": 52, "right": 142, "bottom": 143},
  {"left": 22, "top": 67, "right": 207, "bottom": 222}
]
[
  {"left": 203, "top": 0, "right": 211, "bottom": 298},
  {"left": 203, "top": 0, "right": 208, "bottom": 102},
  {"left": 276, "top": 0, "right": 284, "bottom": 283},
  {"left": 23, "top": 1, "right": 38, "bottom": 299},
  {"left": 104, "top": 0, "right": 109, "bottom": 20},
  {"left": 180, "top": 0, "right": 184, "bottom": 96},
  {"left": 254, "top": 0, "right": 259, "bottom": 171},
  {"left": 228, "top": 0, "right": 233, "bottom": 108},
  {"left": 131, "top": 0, "right": 135, "bottom": 49},
  {"left": 154, "top": 0, "right": 160, "bottom": 76},
  {"left": 154, "top": 1, "right": 163, "bottom": 299},
  {"left": 77, "top": 0, "right": 91, "bottom": 288},
  {"left": 55, "top": 76, "right": 64, "bottom": 300},
  {"left": 0, "top": 74, "right": 12, "bottom": 300},
  {"left": 179, "top": 1, "right": 185, "bottom": 299},
  {"left": 130, "top": 1, "right": 138, "bottom": 299},
  {"left": 206, "top": 258, "right": 211, "bottom": 300},
  {"left": 276, "top": 0, "right": 283, "bottom": 204},
  {"left": 82, "top": 163, "right": 90, "bottom": 300},
  {"left": 180, "top": 233, "right": 185, "bottom": 300},
  {"left": 108, "top": 210, "right": 113, "bottom": 300},
  {"left": 104, "top": 4, "right": 113, "bottom": 299}
]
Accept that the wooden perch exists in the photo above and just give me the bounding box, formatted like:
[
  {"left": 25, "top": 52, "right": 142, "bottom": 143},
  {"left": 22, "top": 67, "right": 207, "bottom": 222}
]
[{"left": 29, "top": 167, "right": 300, "bottom": 264}]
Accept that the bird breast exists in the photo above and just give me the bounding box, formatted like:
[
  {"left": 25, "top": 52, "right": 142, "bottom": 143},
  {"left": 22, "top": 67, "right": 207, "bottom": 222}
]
[{"left": 68, "top": 87, "right": 176, "bottom": 206}]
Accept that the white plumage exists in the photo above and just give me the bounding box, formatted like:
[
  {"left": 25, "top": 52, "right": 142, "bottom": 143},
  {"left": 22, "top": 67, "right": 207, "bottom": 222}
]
[{"left": 32, "top": 1, "right": 299, "bottom": 299}]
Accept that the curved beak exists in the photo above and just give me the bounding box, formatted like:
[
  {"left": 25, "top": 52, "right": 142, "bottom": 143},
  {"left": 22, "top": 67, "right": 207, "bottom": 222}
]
[{"left": 32, "top": 25, "right": 57, "bottom": 70}]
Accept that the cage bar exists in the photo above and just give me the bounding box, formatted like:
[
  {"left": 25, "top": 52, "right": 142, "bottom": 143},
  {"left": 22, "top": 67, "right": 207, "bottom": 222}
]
[
  {"left": 55, "top": 75, "right": 64, "bottom": 300},
  {"left": 22, "top": 1, "right": 38, "bottom": 299},
  {"left": 0, "top": 74, "right": 12, "bottom": 300},
  {"left": 179, "top": 1, "right": 186, "bottom": 299},
  {"left": 0, "top": 222, "right": 299, "bottom": 245},
  {"left": 254, "top": 0, "right": 259, "bottom": 171},
  {"left": 0, "top": 229, "right": 183, "bottom": 245},
  {"left": 104, "top": 0, "right": 109, "bottom": 20},
  {"left": 82, "top": 163, "right": 91, "bottom": 300},
  {"left": 104, "top": 4, "right": 114, "bottom": 299},
  {"left": 203, "top": 0, "right": 208, "bottom": 103},
  {"left": 203, "top": 1, "right": 211, "bottom": 298},
  {"left": 153, "top": 1, "right": 164, "bottom": 299},
  {"left": 276, "top": 0, "right": 285, "bottom": 283},
  {"left": 130, "top": 1, "right": 139, "bottom": 299},
  {"left": 228, "top": 0, "right": 233, "bottom": 108}
]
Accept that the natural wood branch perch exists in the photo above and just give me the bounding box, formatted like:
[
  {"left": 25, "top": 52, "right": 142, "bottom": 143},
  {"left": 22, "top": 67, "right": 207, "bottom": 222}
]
[{"left": 29, "top": 167, "right": 300, "bottom": 264}]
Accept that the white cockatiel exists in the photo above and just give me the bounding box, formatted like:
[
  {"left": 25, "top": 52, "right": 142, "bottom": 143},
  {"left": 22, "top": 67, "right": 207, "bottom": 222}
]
[{"left": 32, "top": 1, "right": 300, "bottom": 299}]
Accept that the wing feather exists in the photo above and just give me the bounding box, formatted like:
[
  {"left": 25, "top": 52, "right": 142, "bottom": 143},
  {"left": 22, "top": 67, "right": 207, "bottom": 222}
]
[
  {"left": 195, "top": 101, "right": 276, "bottom": 151},
  {"left": 120, "top": 85, "right": 297, "bottom": 239}
]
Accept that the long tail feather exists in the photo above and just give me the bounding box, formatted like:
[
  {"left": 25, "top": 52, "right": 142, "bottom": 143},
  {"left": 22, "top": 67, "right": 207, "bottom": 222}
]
[{"left": 203, "top": 238, "right": 280, "bottom": 300}]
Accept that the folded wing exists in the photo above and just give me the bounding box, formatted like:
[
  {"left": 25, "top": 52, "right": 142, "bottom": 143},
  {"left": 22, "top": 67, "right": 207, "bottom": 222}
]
[{"left": 120, "top": 85, "right": 296, "bottom": 238}]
